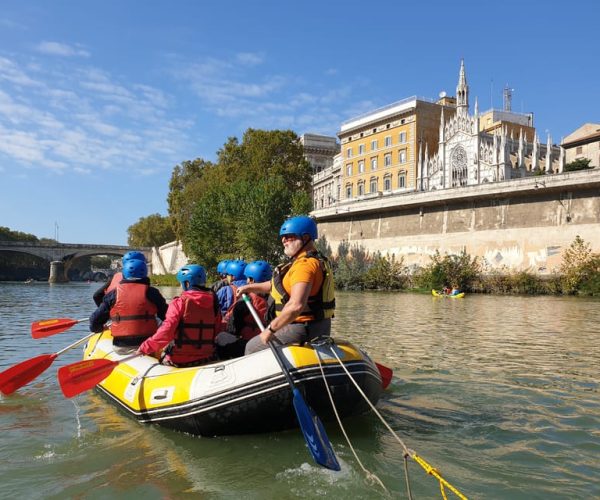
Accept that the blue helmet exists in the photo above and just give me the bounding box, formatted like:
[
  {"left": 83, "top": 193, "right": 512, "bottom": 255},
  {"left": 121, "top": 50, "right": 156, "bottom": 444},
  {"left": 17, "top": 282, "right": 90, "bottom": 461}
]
[
  {"left": 122, "top": 251, "right": 146, "bottom": 263},
  {"left": 279, "top": 215, "right": 318, "bottom": 240},
  {"left": 225, "top": 260, "right": 246, "bottom": 281},
  {"left": 122, "top": 259, "right": 147, "bottom": 280},
  {"left": 216, "top": 260, "right": 231, "bottom": 275},
  {"left": 244, "top": 260, "right": 272, "bottom": 282},
  {"left": 176, "top": 264, "right": 206, "bottom": 290}
]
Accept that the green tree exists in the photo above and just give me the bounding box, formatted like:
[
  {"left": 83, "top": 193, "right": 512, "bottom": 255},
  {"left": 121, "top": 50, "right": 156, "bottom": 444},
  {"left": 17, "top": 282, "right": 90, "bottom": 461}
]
[
  {"left": 564, "top": 158, "right": 593, "bottom": 172},
  {"left": 560, "top": 235, "right": 600, "bottom": 294},
  {"left": 127, "top": 213, "right": 175, "bottom": 248},
  {"left": 167, "top": 158, "right": 216, "bottom": 240},
  {"left": 182, "top": 128, "right": 312, "bottom": 267},
  {"left": 217, "top": 128, "right": 312, "bottom": 191},
  {"left": 0, "top": 226, "right": 39, "bottom": 242}
]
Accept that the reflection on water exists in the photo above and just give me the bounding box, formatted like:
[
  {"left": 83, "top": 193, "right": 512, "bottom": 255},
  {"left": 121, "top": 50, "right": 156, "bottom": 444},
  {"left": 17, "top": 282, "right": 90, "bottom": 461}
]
[{"left": 0, "top": 284, "right": 599, "bottom": 498}]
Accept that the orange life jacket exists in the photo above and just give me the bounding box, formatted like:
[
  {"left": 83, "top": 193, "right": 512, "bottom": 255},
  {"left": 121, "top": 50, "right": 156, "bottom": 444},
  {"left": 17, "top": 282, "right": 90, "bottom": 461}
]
[
  {"left": 172, "top": 291, "right": 218, "bottom": 364},
  {"left": 109, "top": 282, "right": 158, "bottom": 338}
]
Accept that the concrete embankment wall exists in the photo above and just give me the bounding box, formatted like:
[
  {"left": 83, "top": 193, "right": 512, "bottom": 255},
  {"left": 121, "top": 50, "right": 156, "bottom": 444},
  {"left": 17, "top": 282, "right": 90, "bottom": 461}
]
[
  {"left": 150, "top": 241, "right": 188, "bottom": 275},
  {"left": 315, "top": 170, "right": 600, "bottom": 274}
]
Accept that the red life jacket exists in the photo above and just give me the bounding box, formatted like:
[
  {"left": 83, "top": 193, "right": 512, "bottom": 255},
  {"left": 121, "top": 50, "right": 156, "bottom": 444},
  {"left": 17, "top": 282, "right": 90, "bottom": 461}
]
[
  {"left": 224, "top": 292, "right": 268, "bottom": 341},
  {"left": 172, "top": 290, "right": 218, "bottom": 364},
  {"left": 109, "top": 282, "right": 158, "bottom": 338},
  {"left": 105, "top": 272, "right": 122, "bottom": 295}
]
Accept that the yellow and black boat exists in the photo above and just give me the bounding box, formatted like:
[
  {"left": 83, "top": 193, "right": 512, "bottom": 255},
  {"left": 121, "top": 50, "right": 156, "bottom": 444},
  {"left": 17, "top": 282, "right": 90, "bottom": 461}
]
[
  {"left": 431, "top": 289, "right": 465, "bottom": 299},
  {"left": 81, "top": 330, "right": 384, "bottom": 436}
]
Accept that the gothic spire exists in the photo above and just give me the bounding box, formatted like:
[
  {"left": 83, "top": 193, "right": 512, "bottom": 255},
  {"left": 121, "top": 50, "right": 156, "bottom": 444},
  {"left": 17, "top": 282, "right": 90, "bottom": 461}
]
[{"left": 456, "top": 59, "right": 469, "bottom": 116}]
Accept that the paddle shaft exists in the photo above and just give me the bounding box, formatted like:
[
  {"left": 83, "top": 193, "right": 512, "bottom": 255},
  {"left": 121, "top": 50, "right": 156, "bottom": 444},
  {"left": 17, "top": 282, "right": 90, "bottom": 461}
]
[
  {"left": 242, "top": 294, "right": 296, "bottom": 387},
  {"left": 56, "top": 331, "right": 97, "bottom": 355}
]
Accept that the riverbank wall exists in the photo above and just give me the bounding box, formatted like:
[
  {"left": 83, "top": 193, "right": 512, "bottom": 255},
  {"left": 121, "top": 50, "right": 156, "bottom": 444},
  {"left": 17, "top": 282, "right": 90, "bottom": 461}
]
[
  {"left": 150, "top": 240, "right": 188, "bottom": 275},
  {"left": 313, "top": 170, "right": 600, "bottom": 274}
]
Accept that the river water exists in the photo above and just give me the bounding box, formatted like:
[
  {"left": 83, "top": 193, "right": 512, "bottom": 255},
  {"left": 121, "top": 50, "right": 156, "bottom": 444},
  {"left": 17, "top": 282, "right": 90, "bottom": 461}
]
[{"left": 0, "top": 283, "right": 598, "bottom": 499}]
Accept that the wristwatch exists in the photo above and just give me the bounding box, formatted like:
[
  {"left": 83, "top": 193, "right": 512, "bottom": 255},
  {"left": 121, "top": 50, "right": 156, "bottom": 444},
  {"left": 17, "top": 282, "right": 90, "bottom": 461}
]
[{"left": 267, "top": 324, "right": 277, "bottom": 333}]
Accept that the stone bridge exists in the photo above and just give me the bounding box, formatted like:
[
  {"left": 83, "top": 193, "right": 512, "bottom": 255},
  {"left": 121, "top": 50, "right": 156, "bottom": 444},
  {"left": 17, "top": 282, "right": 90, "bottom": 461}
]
[{"left": 0, "top": 241, "right": 150, "bottom": 282}]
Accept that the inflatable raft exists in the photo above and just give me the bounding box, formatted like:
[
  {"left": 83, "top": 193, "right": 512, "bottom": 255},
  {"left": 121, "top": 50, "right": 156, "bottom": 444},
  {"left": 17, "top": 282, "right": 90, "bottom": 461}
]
[{"left": 82, "top": 330, "right": 384, "bottom": 436}]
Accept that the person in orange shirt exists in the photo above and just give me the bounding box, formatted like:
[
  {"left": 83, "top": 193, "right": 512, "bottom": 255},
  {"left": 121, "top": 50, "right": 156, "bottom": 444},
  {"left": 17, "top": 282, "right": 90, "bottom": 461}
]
[{"left": 238, "top": 216, "right": 335, "bottom": 355}]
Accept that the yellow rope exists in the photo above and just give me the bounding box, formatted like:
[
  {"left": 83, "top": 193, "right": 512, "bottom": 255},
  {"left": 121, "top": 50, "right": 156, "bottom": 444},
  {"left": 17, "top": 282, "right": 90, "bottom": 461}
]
[
  {"left": 411, "top": 453, "right": 468, "bottom": 500},
  {"left": 322, "top": 342, "right": 469, "bottom": 500}
]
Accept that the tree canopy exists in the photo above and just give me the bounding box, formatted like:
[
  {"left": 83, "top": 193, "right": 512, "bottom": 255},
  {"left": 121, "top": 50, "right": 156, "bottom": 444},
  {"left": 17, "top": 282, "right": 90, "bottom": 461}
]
[
  {"left": 564, "top": 158, "right": 593, "bottom": 172},
  {"left": 170, "top": 128, "right": 312, "bottom": 269},
  {"left": 127, "top": 213, "right": 175, "bottom": 248}
]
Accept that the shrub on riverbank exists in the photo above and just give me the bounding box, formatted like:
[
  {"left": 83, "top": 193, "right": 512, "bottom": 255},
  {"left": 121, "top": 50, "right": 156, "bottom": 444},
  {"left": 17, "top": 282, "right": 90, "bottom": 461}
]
[
  {"left": 472, "top": 269, "right": 562, "bottom": 295},
  {"left": 559, "top": 235, "right": 600, "bottom": 295},
  {"left": 150, "top": 274, "right": 178, "bottom": 286},
  {"left": 414, "top": 250, "right": 481, "bottom": 292}
]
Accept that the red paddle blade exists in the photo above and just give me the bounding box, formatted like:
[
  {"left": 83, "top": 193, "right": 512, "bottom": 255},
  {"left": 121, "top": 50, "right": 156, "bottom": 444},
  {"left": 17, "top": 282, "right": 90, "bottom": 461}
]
[
  {"left": 376, "top": 362, "right": 393, "bottom": 389},
  {"left": 31, "top": 318, "right": 83, "bottom": 339},
  {"left": 0, "top": 353, "right": 58, "bottom": 395},
  {"left": 57, "top": 359, "right": 118, "bottom": 398}
]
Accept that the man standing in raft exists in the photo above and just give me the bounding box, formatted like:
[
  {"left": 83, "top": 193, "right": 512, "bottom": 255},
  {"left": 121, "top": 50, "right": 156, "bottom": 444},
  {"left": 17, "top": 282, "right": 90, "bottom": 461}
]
[
  {"left": 90, "top": 259, "right": 167, "bottom": 354},
  {"left": 137, "top": 265, "right": 221, "bottom": 367},
  {"left": 238, "top": 215, "right": 335, "bottom": 354}
]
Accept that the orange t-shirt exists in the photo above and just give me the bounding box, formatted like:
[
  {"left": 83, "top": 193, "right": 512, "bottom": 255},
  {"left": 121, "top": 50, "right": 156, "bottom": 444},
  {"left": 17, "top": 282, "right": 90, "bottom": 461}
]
[{"left": 282, "top": 251, "right": 323, "bottom": 322}]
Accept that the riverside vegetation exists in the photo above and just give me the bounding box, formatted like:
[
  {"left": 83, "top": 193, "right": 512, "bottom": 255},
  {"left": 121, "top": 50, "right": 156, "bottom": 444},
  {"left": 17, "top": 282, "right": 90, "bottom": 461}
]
[{"left": 151, "top": 235, "right": 600, "bottom": 296}]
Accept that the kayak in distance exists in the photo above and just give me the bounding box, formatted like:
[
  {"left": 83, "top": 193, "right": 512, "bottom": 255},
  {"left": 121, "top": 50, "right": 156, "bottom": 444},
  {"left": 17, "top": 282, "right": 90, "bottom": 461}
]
[{"left": 431, "top": 289, "right": 465, "bottom": 299}]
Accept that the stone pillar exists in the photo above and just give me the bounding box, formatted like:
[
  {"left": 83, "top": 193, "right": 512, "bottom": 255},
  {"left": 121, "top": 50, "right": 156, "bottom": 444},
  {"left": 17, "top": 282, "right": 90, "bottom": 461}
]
[{"left": 49, "top": 260, "right": 68, "bottom": 283}]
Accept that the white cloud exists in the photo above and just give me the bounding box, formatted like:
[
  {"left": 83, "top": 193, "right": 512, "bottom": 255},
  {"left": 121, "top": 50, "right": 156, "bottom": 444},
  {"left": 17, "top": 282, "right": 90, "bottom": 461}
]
[
  {"left": 0, "top": 55, "right": 193, "bottom": 177},
  {"left": 236, "top": 52, "right": 264, "bottom": 66},
  {"left": 36, "top": 41, "right": 90, "bottom": 58}
]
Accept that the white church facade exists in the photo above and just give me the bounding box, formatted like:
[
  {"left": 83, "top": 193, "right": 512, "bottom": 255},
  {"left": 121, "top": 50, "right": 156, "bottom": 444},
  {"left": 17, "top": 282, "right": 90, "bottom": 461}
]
[{"left": 418, "top": 61, "right": 563, "bottom": 191}]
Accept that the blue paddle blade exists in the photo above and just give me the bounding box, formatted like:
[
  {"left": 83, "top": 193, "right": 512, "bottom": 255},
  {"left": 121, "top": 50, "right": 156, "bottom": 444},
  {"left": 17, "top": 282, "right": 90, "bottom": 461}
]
[{"left": 292, "top": 388, "right": 340, "bottom": 471}]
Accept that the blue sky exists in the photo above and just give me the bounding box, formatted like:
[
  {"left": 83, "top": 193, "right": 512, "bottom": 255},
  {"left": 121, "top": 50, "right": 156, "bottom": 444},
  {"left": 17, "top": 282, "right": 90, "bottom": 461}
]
[{"left": 1, "top": 0, "right": 598, "bottom": 245}]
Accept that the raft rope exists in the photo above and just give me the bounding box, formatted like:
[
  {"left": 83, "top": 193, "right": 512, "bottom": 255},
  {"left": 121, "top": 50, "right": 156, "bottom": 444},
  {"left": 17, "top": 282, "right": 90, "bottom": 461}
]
[
  {"left": 313, "top": 339, "right": 468, "bottom": 500},
  {"left": 313, "top": 347, "right": 389, "bottom": 495}
]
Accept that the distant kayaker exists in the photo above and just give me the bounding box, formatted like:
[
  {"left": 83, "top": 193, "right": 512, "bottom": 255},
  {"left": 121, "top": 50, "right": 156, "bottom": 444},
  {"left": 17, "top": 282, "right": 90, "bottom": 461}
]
[
  {"left": 216, "top": 260, "right": 247, "bottom": 316},
  {"left": 450, "top": 285, "right": 461, "bottom": 296},
  {"left": 92, "top": 250, "right": 146, "bottom": 306},
  {"left": 238, "top": 215, "right": 335, "bottom": 355},
  {"left": 215, "top": 260, "right": 272, "bottom": 359},
  {"left": 137, "top": 265, "right": 221, "bottom": 366},
  {"left": 89, "top": 259, "right": 167, "bottom": 354}
]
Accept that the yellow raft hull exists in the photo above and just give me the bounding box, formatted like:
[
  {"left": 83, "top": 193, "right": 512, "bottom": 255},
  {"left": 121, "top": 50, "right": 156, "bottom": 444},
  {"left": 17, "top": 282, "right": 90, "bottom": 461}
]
[{"left": 83, "top": 330, "right": 383, "bottom": 436}]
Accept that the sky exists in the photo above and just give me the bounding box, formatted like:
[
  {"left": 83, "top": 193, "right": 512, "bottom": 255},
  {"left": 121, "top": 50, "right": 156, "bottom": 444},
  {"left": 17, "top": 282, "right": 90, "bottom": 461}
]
[{"left": 1, "top": 0, "right": 598, "bottom": 245}]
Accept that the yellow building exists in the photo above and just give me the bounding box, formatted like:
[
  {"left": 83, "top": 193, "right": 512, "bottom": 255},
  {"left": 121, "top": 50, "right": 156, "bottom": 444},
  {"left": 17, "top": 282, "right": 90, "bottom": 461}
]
[{"left": 337, "top": 96, "right": 455, "bottom": 200}]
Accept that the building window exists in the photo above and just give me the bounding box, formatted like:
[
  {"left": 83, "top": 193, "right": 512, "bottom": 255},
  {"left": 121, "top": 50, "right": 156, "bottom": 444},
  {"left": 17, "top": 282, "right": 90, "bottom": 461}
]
[
  {"left": 398, "top": 171, "right": 406, "bottom": 188},
  {"left": 576, "top": 146, "right": 583, "bottom": 155},
  {"left": 371, "top": 139, "right": 377, "bottom": 151},
  {"left": 346, "top": 163, "right": 352, "bottom": 176},
  {"left": 370, "top": 177, "right": 378, "bottom": 193},
  {"left": 384, "top": 153, "right": 392, "bottom": 167},
  {"left": 384, "top": 175, "right": 391, "bottom": 191},
  {"left": 398, "top": 149, "right": 407, "bottom": 163},
  {"left": 358, "top": 182, "right": 365, "bottom": 196},
  {"left": 346, "top": 148, "right": 352, "bottom": 158},
  {"left": 399, "top": 131, "right": 407, "bottom": 143},
  {"left": 370, "top": 157, "right": 378, "bottom": 171},
  {"left": 358, "top": 160, "right": 365, "bottom": 173},
  {"left": 384, "top": 136, "right": 392, "bottom": 147},
  {"left": 451, "top": 145, "right": 468, "bottom": 187},
  {"left": 358, "top": 144, "right": 365, "bottom": 155},
  {"left": 346, "top": 184, "right": 352, "bottom": 198}
]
